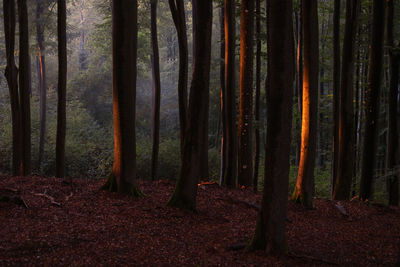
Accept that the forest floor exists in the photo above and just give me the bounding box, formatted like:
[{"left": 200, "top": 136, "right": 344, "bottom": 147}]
[{"left": 0, "top": 175, "right": 399, "bottom": 266}]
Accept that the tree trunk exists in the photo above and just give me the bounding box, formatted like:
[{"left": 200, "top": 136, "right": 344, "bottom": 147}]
[
  {"left": 36, "top": 0, "right": 47, "bottom": 171},
  {"left": 333, "top": 0, "right": 360, "bottom": 200},
  {"left": 291, "top": 0, "right": 318, "bottom": 208},
  {"left": 220, "top": 0, "right": 237, "bottom": 188},
  {"left": 3, "top": 0, "right": 21, "bottom": 176},
  {"left": 238, "top": 0, "right": 254, "bottom": 187},
  {"left": 168, "top": 0, "right": 188, "bottom": 161},
  {"left": 79, "top": 0, "right": 87, "bottom": 70},
  {"left": 253, "top": 0, "right": 261, "bottom": 192},
  {"left": 151, "top": 0, "right": 161, "bottom": 181},
  {"left": 101, "top": 0, "right": 142, "bottom": 196},
  {"left": 219, "top": 6, "right": 227, "bottom": 185},
  {"left": 295, "top": 0, "right": 303, "bottom": 167},
  {"left": 359, "top": 0, "right": 385, "bottom": 201},
  {"left": 247, "top": 0, "right": 294, "bottom": 254},
  {"left": 17, "top": 0, "right": 31, "bottom": 176},
  {"left": 386, "top": 0, "right": 399, "bottom": 206}
]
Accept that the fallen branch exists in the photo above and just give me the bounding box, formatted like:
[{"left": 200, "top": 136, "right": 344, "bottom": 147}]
[
  {"left": 335, "top": 202, "right": 348, "bottom": 217},
  {"left": 34, "top": 191, "right": 61, "bottom": 207},
  {"left": 65, "top": 192, "right": 73, "bottom": 201},
  {"left": 289, "top": 253, "right": 340, "bottom": 265}
]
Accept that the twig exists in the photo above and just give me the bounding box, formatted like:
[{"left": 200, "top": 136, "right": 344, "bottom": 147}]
[
  {"left": 65, "top": 192, "right": 73, "bottom": 201},
  {"left": 289, "top": 252, "right": 340, "bottom": 265},
  {"left": 34, "top": 192, "right": 61, "bottom": 207}
]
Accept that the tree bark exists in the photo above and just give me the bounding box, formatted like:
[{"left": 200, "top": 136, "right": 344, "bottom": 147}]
[
  {"left": 3, "top": 0, "right": 21, "bottom": 176},
  {"left": 291, "top": 0, "right": 318, "bottom": 208},
  {"left": 238, "top": 0, "right": 255, "bottom": 187},
  {"left": 219, "top": 6, "right": 227, "bottom": 185},
  {"left": 359, "top": 0, "right": 385, "bottom": 201},
  {"left": 102, "top": 0, "right": 142, "bottom": 196},
  {"left": 333, "top": 0, "right": 360, "bottom": 200},
  {"left": 247, "top": 0, "right": 294, "bottom": 254},
  {"left": 386, "top": 0, "right": 399, "bottom": 206},
  {"left": 150, "top": 0, "right": 161, "bottom": 181},
  {"left": 167, "top": 0, "right": 212, "bottom": 210},
  {"left": 295, "top": 1, "right": 303, "bottom": 167}
]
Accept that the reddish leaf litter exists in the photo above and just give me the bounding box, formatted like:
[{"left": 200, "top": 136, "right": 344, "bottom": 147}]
[{"left": 1, "top": 176, "right": 399, "bottom": 266}]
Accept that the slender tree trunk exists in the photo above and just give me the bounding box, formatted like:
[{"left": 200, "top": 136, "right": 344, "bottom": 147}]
[
  {"left": 79, "top": 0, "right": 87, "bottom": 70},
  {"left": 221, "top": 0, "right": 237, "bottom": 188},
  {"left": 102, "top": 0, "right": 142, "bottom": 196},
  {"left": 238, "top": 0, "right": 255, "bottom": 187},
  {"left": 168, "top": 0, "right": 188, "bottom": 160},
  {"left": 386, "top": 0, "right": 399, "bottom": 206},
  {"left": 3, "top": 0, "right": 21, "bottom": 176},
  {"left": 151, "top": 0, "right": 161, "bottom": 181},
  {"left": 331, "top": 0, "right": 340, "bottom": 198},
  {"left": 167, "top": 0, "right": 212, "bottom": 210},
  {"left": 247, "top": 0, "right": 294, "bottom": 254},
  {"left": 359, "top": 0, "right": 385, "bottom": 201},
  {"left": 333, "top": 0, "right": 360, "bottom": 200},
  {"left": 253, "top": 0, "right": 261, "bottom": 192},
  {"left": 291, "top": 0, "right": 318, "bottom": 208},
  {"left": 17, "top": 0, "right": 31, "bottom": 176},
  {"left": 36, "top": 0, "right": 47, "bottom": 171},
  {"left": 219, "top": 6, "right": 227, "bottom": 185}
]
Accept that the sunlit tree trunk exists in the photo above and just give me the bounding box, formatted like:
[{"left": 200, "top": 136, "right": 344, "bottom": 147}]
[
  {"left": 101, "top": 0, "right": 142, "bottom": 196},
  {"left": 220, "top": 0, "right": 237, "bottom": 188},
  {"left": 253, "top": 0, "right": 261, "bottom": 192},
  {"left": 36, "top": 0, "right": 47, "bottom": 171},
  {"left": 17, "top": 0, "right": 31, "bottom": 176},
  {"left": 168, "top": 0, "right": 188, "bottom": 161},
  {"left": 151, "top": 0, "right": 161, "bottom": 181},
  {"left": 360, "top": 0, "right": 385, "bottom": 201},
  {"left": 167, "top": 0, "right": 212, "bottom": 210},
  {"left": 3, "top": 0, "right": 21, "bottom": 176},
  {"left": 238, "top": 0, "right": 254, "bottom": 187},
  {"left": 386, "top": 0, "right": 399, "bottom": 206},
  {"left": 247, "top": 0, "right": 294, "bottom": 254},
  {"left": 333, "top": 0, "right": 360, "bottom": 200},
  {"left": 291, "top": 0, "right": 318, "bottom": 208}
]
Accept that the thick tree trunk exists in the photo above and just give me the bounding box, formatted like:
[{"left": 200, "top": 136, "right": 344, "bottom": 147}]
[
  {"left": 291, "top": 0, "right": 318, "bottom": 208},
  {"left": 168, "top": 0, "right": 188, "bottom": 161},
  {"left": 221, "top": 0, "right": 237, "bottom": 188},
  {"left": 151, "top": 0, "right": 161, "bottom": 181},
  {"left": 219, "top": 6, "right": 227, "bottom": 185},
  {"left": 359, "top": 0, "right": 385, "bottom": 201},
  {"left": 247, "top": 0, "right": 294, "bottom": 254},
  {"left": 3, "top": 0, "right": 21, "bottom": 176},
  {"left": 253, "top": 0, "right": 261, "bottom": 192},
  {"left": 102, "top": 0, "right": 142, "bottom": 196},
  {"left": 333, "top": 0, "right": 360, "bottom": 200},
  {"left": 36, "top": 0, "right": 47, "bottom": 171},
  {"left": 17, "top": 0, "right": 31, "bottom": 176},
  {"left": 386, "top": 0, "right": 399, "bottom": 206},
  {"left": 238, "top": 0, "right": 254, "bottom": 187}
]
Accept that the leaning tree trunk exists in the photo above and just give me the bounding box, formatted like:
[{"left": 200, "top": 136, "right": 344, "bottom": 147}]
[
  {"left": 238, "top": 0, "right": 255, "bottom": 188},
  {"left": 3, "top": 0, "right": 21, "bottom": 176},
  {"left": 17, "top": 0, "right": 31, "bottom": 176},
  {"left": 56, "top": 0, "right": 67, "bottom": 178},
  {"left": 359, "top": 0, "right": 385, "bottom": 201},
  {"left": 168, "top": 0, "right": 188, "bottom": 160},
  {"left": 333, "top": 0, "right": 360, "bottom": 200},
  {"left": 247, "top": 0, "right": 294, "bottom": 254},
  {"left": 167, "top": 0, "right": 212, "bottom": 211},
  {"left": 150, "top": 0, "right": 161, "bottom": 181},
  {"left": 102, "top": 0, "right": 142, "bottom": 196},
  {"left": 291, "top": 0, "right": 319, "bottom": 208},
  {"left": 386, "top": 0, "right": 399, "bottom": 206}
]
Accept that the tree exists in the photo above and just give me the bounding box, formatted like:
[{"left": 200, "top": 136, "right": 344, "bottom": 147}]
[
  {"left": 291, "top": 0, "right": 318, "bottom": 208},
  {"left": 247, "top": 0, "right": 294, "bottom": 254},
  {"left": 3, "top": 0, "right": 21, "bottom": 176},
  {"left": 17, "top": 0, "right": 31, "bottom": 176},
  {"left": 220, "top": 0, "right": 237, "bottom": 188},
  {"left": 238, "top": 0, "right": 254, "bottom": 187},
  {"left": 167, "top": 0, "right": 212, "bottom": 210},
  {"left": 151, "top": 0, "right": 161, "bottom": 181},
  {"left": 168, "top": 0, "right": 188, "bottom": 160},
  {"left": 253, "top": 0, "right": 261, "bottom": 192},
  {"left": 359, "top": 0, "right": 385, "bottom": 201},
  {"left": 386, "top": 0, "right": 399, "bottom": 206},
  {"left": 219, "top": 6, "right": 227, "bottom": 185},
  {"left": 56, "top": 0, "right": 67, "bottom": 178},
  {"left": 331, "top": 0, "right": 340, "bottom": 197},
  {"left": 333, "top": 0, "right": 360, "bottom": 200},
  {"left": 101, "top": 0, "right": 142, "bottom": 196}
]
